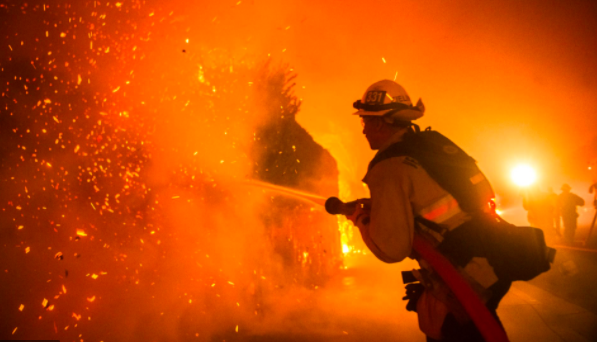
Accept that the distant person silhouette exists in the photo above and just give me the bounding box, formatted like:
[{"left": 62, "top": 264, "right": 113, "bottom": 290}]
[
  {"left": 590, "top": 181, "right": 597, "bottom": 209},
  {"left": 522, "top": 185, "right": 550, "bottom": 230},
  {"left": 546, "top": 187, "right": 560, "bottom": 236},
  {"left": 587, "top": 181, "right": 597, "bottom": 243},
  {"left": 557, "top": 184, "right": 585, "bottom": 245}
]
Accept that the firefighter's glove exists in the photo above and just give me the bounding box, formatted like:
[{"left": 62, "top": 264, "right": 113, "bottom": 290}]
[
  {"left": 402, "top": 283, "right": 425, "bottom": 312},
  {"left": 346, "top": 198, "right": 371, "bottom": 227}
]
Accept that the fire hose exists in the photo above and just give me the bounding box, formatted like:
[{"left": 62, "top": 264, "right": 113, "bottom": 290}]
[{"left": 325, "top": 197, "right": 510, "bottom": 342}]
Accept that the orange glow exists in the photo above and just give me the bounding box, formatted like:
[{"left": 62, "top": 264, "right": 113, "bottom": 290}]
[
  {"left": 1, "top": 1, "right": 595, "bottom": 341},
  {"left": 511, "top": 164, "right": 538, "bottom": 187}
]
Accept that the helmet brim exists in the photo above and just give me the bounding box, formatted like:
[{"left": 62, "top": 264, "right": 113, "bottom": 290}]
[
  {"left": 354, "top": 108, "right": 424, "bottom": 121},
  {"left": 353, "top": 108, "right": 394, "bottom": 116}
]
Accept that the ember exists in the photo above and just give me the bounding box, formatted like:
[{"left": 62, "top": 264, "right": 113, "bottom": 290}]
[{"left": 0, "top": 1, "right": 345, "bottom": 340}]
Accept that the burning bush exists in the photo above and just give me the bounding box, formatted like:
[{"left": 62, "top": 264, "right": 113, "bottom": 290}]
[{"left": 0, "top": 2, "right": 340, "bottom": 340}]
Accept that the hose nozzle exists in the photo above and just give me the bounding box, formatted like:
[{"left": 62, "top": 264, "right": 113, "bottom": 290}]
[{"left": 325, "top": 197, "right": 357, "bottom": 216}]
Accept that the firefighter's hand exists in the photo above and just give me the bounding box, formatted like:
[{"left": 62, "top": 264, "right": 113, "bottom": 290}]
[
  {"left": 346, "top": 198, "right": 371, "bottom": 226},
  {"left": 402, "top": 283, "right": 425, "bottom": 312}
]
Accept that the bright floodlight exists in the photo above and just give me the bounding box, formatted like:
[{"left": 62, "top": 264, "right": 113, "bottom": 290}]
[{"left": 511, "top": 165, "right": 537, "bottom": 187}]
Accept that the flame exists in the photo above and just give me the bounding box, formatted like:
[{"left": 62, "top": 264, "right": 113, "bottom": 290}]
[
  {"left": 337, "top": 180, "right": 357, "bottom": 258},
  {"left": 1, "top": 3, "right": 346, "bottom": 338},
  {"left": 342, "top": 243, "right": 350, "bottom": 254}
]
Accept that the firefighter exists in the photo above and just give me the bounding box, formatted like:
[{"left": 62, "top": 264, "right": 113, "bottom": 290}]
[
  {"left": 587, "top": 181, "right": 597, "bottom": 243},
  {"left": 346, "top": 80, "right": 511, "bottom": 341},
  {"left": 522, "top": 185, "right": 550, "bottom": 229},
  {"left": 557, "top": 184, "right": 585, "bottom": 245},
  {"left": 546, "top": 187, "right": 560, "bottom": 236}
]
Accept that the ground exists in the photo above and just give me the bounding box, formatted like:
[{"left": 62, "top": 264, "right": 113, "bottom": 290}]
[{"left": 239, "top": 220, "right": 597, "bottom": 342}]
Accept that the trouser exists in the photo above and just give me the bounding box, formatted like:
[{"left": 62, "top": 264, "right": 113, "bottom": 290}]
[
  {"left": 425, "top": 313, "right": 502, "bottom": 342},
  {"left": 562, "top": 215, "right": 577, "bottom": 244},
  {"left": 426, "top": 218, "right": 513, "bottom": 341},
  {"left": 425, "top": 280, "right": 511, "bottom": 342}
]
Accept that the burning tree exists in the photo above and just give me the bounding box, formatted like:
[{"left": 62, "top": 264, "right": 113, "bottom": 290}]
[{"left": 0, "top": 1, "right": 341, "bottom": 340}]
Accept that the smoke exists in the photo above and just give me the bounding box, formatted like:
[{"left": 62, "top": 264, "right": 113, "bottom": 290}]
[{"left": 0, "top": 2, "right": 347, "bottom": 341}]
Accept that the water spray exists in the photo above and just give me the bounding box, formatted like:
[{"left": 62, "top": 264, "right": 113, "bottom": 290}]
[
  {"left": 242, "top": 179, "right": 329, "bottom": 207},
  {"left": 242, "top": 181, "right": 360, "bottom": 217}
]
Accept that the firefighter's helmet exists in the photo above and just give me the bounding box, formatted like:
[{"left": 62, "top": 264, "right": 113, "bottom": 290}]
[{"left": 353, "top": 80, "right": 424, "bottom": 122}]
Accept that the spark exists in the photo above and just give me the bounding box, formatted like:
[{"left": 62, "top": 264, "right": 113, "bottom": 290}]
[
  {"left": 382, "top": 57, "right": 386, "bottom": 63},
  {"left": 19, "top": 304, "right": 24, "bottom": 311},
  {"left": 342, "top": 244, "right": 350, "bottom": 254}
]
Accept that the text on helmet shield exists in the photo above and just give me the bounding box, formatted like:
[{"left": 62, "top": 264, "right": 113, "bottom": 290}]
[{"left": 365, "top": 91, "right": 386, "bottom": 105}]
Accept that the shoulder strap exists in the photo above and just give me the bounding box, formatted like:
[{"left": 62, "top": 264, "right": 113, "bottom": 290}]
[
  {"left": 368, "top": 131, "right": 420, "bottom": 172},
  {"left": 367, "top": 128, "right": 494, "bottom": 214}
]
